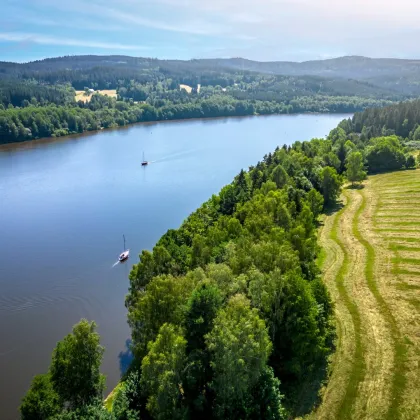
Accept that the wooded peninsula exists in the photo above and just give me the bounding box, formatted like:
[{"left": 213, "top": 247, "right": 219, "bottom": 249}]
[{"left": 20, "top": 83, "right": 420, "bottom": 419}]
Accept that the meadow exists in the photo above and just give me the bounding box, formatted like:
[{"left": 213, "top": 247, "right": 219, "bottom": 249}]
[{"left": 316, "top": 170, "right": 420, "bottom": 420}]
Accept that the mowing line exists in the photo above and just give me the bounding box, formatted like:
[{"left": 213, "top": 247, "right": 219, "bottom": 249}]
[
  {"left": 330, "top": 196, "right": 366, "bottom": 420},
  {"left": 389, "top": 244, "right": 420, "bottom": 252},
  {"left": 375, "top": 228, "right": 419, "bottom": 233},
  {"left": 392, "top": 257, "right": 420, "bottom": 265},
  {"left": 377, "top": 222, "right": 420, "bottom": 226},
  {"left": 392, "top": 268, "right": 420, "bottom": 276},
  {"left": 396, "top": 282, "right": 420, "bottom": 291},
  {"left": 354, "top": 189, "right": 407, "bottom": 420}
]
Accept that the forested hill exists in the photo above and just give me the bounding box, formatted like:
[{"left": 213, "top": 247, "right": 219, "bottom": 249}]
[
  {"left": 2, "top": 55, "right": 420, "bottom": 95},
  {"left": 3, "top": 54, "right": 420, "bottom": 145},
  {"left": 3, "top": 55, "right": 420, "bottom": 78},
  {"left": 342, "top": 99, "right": 420, "bottom": 143}
]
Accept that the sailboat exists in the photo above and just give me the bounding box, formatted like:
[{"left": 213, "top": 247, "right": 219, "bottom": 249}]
[
  {"left": 141, "top": 152, "right": 149, "bottom": 166},
  {"left": 118, "top": 235, "right": 130, "bottom": 262}
]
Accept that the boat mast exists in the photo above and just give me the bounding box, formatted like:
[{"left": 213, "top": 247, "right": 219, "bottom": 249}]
[
  {"left": 123, "top": 234, "right": 126, "bottom": 251},
  {"left": 143, "top": 152, "right": 145, "bottom": 162}
]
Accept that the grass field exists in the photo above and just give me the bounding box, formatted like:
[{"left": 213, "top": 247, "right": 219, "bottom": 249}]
[
  {"left": 75, "top": 89, "right": 117, "bottom": 102},
  {"left": 316, "top": 169, "right": 420, "bottom": 420}
]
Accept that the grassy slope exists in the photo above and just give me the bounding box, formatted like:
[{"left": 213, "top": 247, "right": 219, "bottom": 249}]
[{"left": 315, "top": 170, "right": 420, "bottom": 420}]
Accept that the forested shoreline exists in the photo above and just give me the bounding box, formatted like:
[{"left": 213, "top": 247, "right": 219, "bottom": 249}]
[
  {"left": 0, "top": 91, "right": 392, "bottom": 145},
  {"left": 20, "top": 99, "right": 420, "bottom": 420},
  {"left": 1, "top": 55, "right": 413, "bottom": 145}
]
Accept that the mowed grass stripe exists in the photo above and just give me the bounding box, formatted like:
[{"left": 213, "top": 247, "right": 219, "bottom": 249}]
[
  {"left": 376, "top": 215, "right": 420, "bottom": 219},
  {"left": 377, "top": 222, "right": 420, "bottom": 226},
  {"left": 380, "top": 193, "right": 420, "bottom": 197},
  {"left": 404, "top": 298, "right": 420, "bottom": 310},
  {"left": 386, "top": 237, "right": 420, "bottom": 243},
  {"left": 380, "top": 192, "right": 420, "bottom": 196},
  {"left": 389, "top": 244, "right": 420, "bottom": 252},
  {"left": 392, "top": 268, "right": 420, "bottom": 276},
  {"left": 376, "top": 206, "right": 420, "bottom": 211},
  {"left": 354, "top": 189, "right": 407, "bottom": 420},
  {"left": 396, "top": 282, "right": 420, "bottom": 291},
  {"left": 330, "top": 197, "right": 366, "bottom": 420},
  {"left": 377, "top": 181, "right": 420, "bottom": 188},
  {"left": 376, "top": 228, "right": 419, "bottom": 233},
  {"left": 392, "top": 257, "right": 420, "bottom": 265}
]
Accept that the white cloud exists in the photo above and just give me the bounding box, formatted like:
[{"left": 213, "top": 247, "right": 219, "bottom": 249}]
[
  {"left": 3, "top": 0, "right": 420, "bottom": 60},
  {"left": 0, "top": 32, "right": 150, "bottom": 50}
]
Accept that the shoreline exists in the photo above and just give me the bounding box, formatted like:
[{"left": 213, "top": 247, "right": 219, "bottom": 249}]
[{"left": 0, "top": 112, "right": 352, "bottom": 151}]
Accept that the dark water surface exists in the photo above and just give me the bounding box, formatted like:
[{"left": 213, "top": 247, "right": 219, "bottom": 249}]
[{"left": 0, "top": 114, "right": 348, "bottom": 418}]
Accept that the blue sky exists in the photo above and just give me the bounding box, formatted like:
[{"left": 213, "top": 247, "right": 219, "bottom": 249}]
[{"left": 1, "top": 0, "right": 419, "bottom": 63}]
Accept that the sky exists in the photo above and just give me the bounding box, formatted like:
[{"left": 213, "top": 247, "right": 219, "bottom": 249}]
[{"left": 1, "top": 0, "right": 420, "bottom": 63}]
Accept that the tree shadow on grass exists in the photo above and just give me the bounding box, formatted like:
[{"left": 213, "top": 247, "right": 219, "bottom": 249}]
[
  {"left": 345, "top": 183, "right": 365, "bottom": 190},
  {"left": 290, "top": 355, "right": 333, "bottom": 418},
  {"left": 323, "top": 201, "right": 345, "bottom": 217}
]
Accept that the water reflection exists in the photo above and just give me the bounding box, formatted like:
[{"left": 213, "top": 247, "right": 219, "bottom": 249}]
[{"left": 118, "top": 339, "right": 133, "bottom": 375}]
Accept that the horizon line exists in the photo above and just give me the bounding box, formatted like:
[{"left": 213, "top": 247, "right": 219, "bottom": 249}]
[{"left": 3, "top": 54, "right": 420, "bottom": 66}]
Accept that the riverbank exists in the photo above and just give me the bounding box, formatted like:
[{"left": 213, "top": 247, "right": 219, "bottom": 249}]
[
  {"left": 0, "top": 113, "right": 348, "bottom": 419},
  {"left": 0, "top": 112, "right": 352, "bottom": 151}
]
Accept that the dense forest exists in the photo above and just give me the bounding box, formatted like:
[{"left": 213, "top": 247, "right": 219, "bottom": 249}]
[
  {"left": 3, "top": 54, "right": 420, "bottom": 144},
  {"left": 20, "top": 98, "right": 419, "bottom": 419},
  {"left": 0, "top": 92, "right": 393, "bottom": 144},
  {"left": 2, "top": 55, "right": 420, "bottom": 88},
  {"left": 346, "top": 99, "right": 420, "bottom": 142}
]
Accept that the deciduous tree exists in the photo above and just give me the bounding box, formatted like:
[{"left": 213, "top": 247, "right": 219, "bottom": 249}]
[
  {"left": 345, "top": 151, "right": 367, "bottom": 185},
  {"left": 49, "top": 320, "right": 105, "bottom": 408}
]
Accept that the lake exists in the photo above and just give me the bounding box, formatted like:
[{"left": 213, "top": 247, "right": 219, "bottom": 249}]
[{"left": 0, "top": 114, "right": 349, "bottom": 418}]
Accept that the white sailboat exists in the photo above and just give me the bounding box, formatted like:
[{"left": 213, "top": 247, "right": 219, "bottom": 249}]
[
  {"left": 141, "top": 152, "right": 149, "bottom": 166},
  {"left": 119, "top": 235, "right": 130, "bottom": 262}
]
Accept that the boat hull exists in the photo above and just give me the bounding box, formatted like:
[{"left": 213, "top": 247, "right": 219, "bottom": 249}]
[{"left": 119, "top": 250, "right": 130, "bottom": 262}]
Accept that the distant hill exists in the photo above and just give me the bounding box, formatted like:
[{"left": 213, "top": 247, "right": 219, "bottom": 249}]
[
  {"left": 2, "top": 55, "right": 420, "bottom": 96},
  {"left": 207, "top": 56, "right": 420, "bottom": 78},
  {"left": 3, "top": 55, "right": 420, "bottom": 78}
]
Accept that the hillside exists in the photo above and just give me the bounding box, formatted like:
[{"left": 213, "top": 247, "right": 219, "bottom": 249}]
[
  {"left": 2, "top": 55, "right": 420, "bottom": 96},
  {"left": 3, "top": 55, "right": 420, "bottom": 145},
  {"left": 3, "top": 55, "right": 420, "bottom": 78}
]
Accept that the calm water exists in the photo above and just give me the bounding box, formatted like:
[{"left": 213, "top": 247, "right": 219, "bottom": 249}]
[{"left": 0, "top": 114, "right": 348, "bottom": 418}]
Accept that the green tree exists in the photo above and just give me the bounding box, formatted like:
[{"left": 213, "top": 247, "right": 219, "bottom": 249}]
[
  {"left": 320, "top": 166, "right": 341, "bottom": 207},
  {"left": 328, "top": 127, "right": 346, "bottom": 144},
  {"left": 406, "top": 154, "right": 416, "bottom": 168},
  {"left": 140, "top": 323, "right": 187, "bottom": 420},
  {"left": 185, "top": 282, "right": 223, "bottom": 353},
  {"left": 128, "top": 274, "right": 196, "bottom": 360},
  {"left": 345, "top": 151, "right": 367, "bottom": 185},
  {"left": 323, "top": 152, "right": 341, "bottom": 172},
  {"left": 112, "top": 371, "right": 142, "bottom": 420},
  {"left": 50, "top": 319, "right": 105, "bottom": 408},
  {"left": 413, "top": 125, "right": 420, "bottom": 140},
  {"left": 20, "top": 374, "right": 61, "bottom": 420},
  {"left": 53, "top": 401, "right": 114, "bottom": 419},
  {"left": 206, "top": 294, "right": 272, "bottom": 418},
  {"left": 246, "top": 367, "right": 285, "bottom": 420},
  {"left": 306, "top": 189, "right": 324, "bottom": 219},
  {"left": 271, "top": 165, "right": 288, "bottom": 189},
  {"left": 183, "top": 283, "right": 223, "bottom": 413},
  {"left": 365, "top": 136, "right": 406, "bottom": 172}
]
